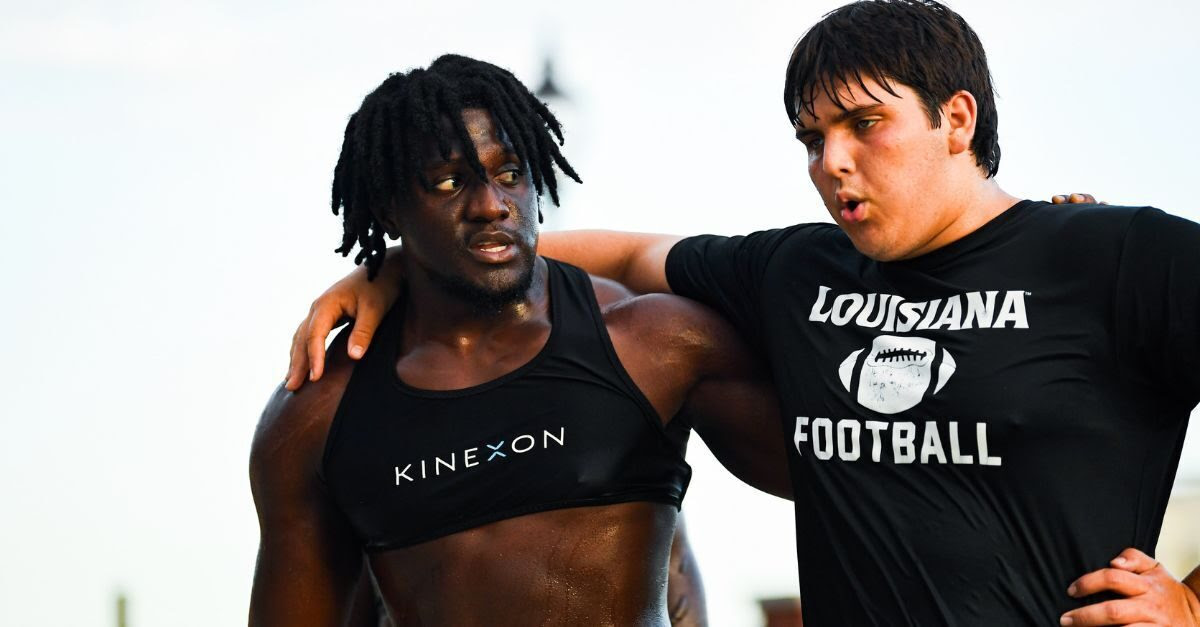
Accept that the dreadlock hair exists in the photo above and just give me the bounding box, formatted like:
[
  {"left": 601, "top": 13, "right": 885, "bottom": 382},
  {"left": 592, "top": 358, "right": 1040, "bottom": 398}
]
[
  {"left": 331, "top": 54, "right": 581, "bottom": 279},
  {"left": 784, "top": 0, "right": 1001, "bottom": 177}
]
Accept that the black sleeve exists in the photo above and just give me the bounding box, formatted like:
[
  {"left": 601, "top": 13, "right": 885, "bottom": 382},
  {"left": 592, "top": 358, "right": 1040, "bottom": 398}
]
[
  {"left": 665, "top": 227, "right": 804, "bottom": 354},
  {"left": 1114, "top": 207, "right": 1200, "bottom": 409}
]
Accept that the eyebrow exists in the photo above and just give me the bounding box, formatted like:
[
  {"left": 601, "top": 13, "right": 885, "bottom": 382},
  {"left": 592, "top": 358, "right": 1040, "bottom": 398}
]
[{"left": 795, "top": 103, "right": 887, "bottom": 138}]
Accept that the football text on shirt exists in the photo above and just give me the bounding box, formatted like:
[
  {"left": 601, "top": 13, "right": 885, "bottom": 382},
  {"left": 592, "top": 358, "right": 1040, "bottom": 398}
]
[
  {"left": 793, "top": 417, "right": 1001, "bottom": 466},
  {"left": 808, "top": 286, "right": 1030, "bottom": 331}
]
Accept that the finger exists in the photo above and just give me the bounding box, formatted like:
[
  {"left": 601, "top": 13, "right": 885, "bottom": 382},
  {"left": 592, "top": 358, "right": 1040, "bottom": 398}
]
[
  {"left": 1111, "top": 548, "right": 1158, "bottom": 574},
  {"left": 347, "top": 299, "right": 386, "bottom": 360},
  {"left": 306, "top": 306, "right": 341, "bottom": 382},
  {"left": 285, "top": 322, "right": 310, "bottom": 391},
  {"left": 1061, "top": 598, "right": 1151, "bottom": 626},
  {"left": 1069, "top": 567, "right": 1150, "bottom": 598},
  {"left": 1052, "top": 194, "right": 1068, "bottom": 204},
  {"left": 1069, "top": 193, "right": 1095, "bottom": 204}
]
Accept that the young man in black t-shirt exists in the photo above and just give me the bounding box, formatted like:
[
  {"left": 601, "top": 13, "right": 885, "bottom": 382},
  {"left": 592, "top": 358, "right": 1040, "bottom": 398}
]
[{"left": 286, "top": 2, "right": 1200, "bottom": 625}]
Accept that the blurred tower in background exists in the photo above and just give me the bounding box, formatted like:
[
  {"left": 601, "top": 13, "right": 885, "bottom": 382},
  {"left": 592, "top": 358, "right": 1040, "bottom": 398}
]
[
  {"left": 534, "top": 56, "right": 564, "bottom": 101},
  {"left": 115, "top": 592, "right": 128, "bottom": 627},
  {"left": 533, "top": 50, "right": 583, "bottom": 230}
]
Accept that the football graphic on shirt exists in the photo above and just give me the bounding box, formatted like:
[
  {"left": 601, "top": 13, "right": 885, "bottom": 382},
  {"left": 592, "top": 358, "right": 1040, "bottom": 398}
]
[{"left": 838, "top": 335, "right": 956, "bottom": 414}]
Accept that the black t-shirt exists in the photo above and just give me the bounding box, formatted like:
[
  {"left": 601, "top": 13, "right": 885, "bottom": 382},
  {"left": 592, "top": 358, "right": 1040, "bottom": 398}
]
[{"left": 666, "top": 200, "right": 1200, "bottom": 626}]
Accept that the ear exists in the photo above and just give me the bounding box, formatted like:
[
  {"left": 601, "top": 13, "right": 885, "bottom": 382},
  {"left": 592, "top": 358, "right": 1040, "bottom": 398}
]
[
  {"left": 942, "top": 90, "right": 977, "bottom": 157},
  {"left": 376, "top": 199, "right": 404, "bottom": 240}
]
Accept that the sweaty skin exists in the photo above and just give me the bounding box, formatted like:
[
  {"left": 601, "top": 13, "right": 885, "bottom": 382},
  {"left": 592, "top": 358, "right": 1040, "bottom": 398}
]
[
  {"left": 285, "top": 51, "right": 1194, "bottom": 620},
  {"left": 285, "top": 194, "right": 1098, "bottom": 388},
  {"left": 252, "top": 269, "right": 788, "bottom": 627},
  {"left": 252, "top": 109, "right": 789, "bottom": 627}
]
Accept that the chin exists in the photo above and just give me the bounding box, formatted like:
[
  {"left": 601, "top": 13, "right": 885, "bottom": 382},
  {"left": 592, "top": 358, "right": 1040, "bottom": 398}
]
[
  {"left": 432, "top": 259, "right": 537, "bottom": 312},
  {"left": 846, "top": 233, "right": 904, "bottom": 262}
]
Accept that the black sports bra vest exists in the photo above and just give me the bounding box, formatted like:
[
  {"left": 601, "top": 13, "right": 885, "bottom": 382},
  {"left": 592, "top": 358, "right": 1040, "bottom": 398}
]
[{"left": 321, "top": 259, "right": 692, "bottom": 551}]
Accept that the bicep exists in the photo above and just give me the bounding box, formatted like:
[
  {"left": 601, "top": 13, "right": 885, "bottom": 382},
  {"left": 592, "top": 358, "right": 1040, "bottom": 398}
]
[
  {"left": 249, "top": 384, "right": 363, "bottom": 626},
  {"left": 249, "top": 505, "right": 363, "bottom": 626},
  {"left": 682, "top": 375, "right": 792, "bottom": 500},
  {"left": 664, "top": 230, "right": 800, "bottom": 353}
]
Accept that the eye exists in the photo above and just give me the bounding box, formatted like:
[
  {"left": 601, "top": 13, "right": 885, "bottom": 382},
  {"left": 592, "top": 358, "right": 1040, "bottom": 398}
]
[
  {"left": 433, "top": 176, "right": 462, "bottom": 192},
  {"left": 801, "top": 136, "right": 824, "bottom": 154},
  {"left": 855, "top": 118, "right": 879, "bottom": 131},
  {"left": 496, "top": 170, "right": 522, "bottom": 186}
]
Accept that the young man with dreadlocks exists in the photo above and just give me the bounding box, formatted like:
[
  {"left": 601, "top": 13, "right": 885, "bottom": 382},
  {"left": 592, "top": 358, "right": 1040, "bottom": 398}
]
[
  {"left": 288, "top": 3, "right": 1200, "bottom": 626},
  {"left": 249, "top": 54, "right": 790, "bottom": 626}
]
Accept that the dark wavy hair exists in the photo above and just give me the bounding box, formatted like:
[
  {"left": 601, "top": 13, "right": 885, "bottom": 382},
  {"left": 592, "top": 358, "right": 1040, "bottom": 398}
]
[{"left": 784, "top": 0, "right": 1001, "bottom": 177}]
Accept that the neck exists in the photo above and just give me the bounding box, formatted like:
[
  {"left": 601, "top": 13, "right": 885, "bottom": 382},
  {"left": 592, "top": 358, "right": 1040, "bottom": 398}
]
[
  {"left": 904, "top": 175, "right": 1021, "bottom": 260},
  {"left": 400, "top": 257, "right": 549, "bottom": 350}
]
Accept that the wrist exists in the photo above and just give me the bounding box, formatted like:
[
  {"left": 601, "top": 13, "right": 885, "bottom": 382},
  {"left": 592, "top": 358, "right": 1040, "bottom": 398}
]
[{"left": 1184, "top": 569, "right": 1200, "bottom": 624}]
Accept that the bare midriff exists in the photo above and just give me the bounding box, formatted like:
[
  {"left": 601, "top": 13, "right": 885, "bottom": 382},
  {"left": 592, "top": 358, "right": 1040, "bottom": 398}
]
[{"left": 370, "top": 501, "right": 678, "bottom": 626}]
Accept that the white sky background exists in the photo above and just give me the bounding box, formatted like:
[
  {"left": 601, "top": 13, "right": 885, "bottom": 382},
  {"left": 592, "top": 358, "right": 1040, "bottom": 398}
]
[{"left": 1, "top": 1, "right": 1198, "bottom": 625}]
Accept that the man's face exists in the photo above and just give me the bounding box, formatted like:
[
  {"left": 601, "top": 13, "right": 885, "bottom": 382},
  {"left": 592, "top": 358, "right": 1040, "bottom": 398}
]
[
  {"left": 794, "top": 77, "right": 958, "bottom": 261},
  {"left": 397, "top": 108, "right": 539, "bottom": 307}
]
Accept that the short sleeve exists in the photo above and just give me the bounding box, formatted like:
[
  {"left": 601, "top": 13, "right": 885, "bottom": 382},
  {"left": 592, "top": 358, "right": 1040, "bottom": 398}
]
[
  {"left": 1114, "top": 207, "right": 1200, "bottom": 409},
  {"left": 665, "top": 227, "right": 802, "bottom": 353}
]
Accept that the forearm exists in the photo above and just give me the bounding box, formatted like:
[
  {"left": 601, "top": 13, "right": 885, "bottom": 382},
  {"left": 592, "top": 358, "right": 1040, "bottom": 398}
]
[{"left": 539, "top": 230, "right": 681, "bottom": 294}]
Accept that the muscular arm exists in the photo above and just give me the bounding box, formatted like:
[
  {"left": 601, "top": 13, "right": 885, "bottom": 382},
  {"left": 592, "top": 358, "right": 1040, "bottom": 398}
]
[
  {"left": 538, "top": 230, "right": 680, "bottom": 295},
  {"left": 285, "top": 232, "right": 679, "bottom": 389},
  {"left": 285, "top": 194, "right": 1100, "bottom": 389},
  {"left": 603, "top": 286, "right": 791, "bottom": 501},
  {"left": 679, "top": 374, "right": 792, "bottom": 500},
  {"left": 667, "top": 516, "right": 708, "bottom": 627},
  {"left": 670, "top": 299, "right": 792, "bottom": 500},
  {"left": 250, "top": 337, "right": 363, "bottom": 626}
]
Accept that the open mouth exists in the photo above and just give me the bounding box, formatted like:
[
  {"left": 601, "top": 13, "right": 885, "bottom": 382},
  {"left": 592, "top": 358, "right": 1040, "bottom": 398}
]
[
  {"left": 468, "top": 232, "right": 519, "bottom": 264},
  {"left": 840, "top": 199, "right": 866, "bottom": 224}
]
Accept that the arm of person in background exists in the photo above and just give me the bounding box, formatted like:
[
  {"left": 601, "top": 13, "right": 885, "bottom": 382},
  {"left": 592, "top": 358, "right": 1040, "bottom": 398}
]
[
  {"left": 250, "top": 336, "right": 363, "bottom": 626},
  {"left": 284, "top": 193, "right": 1100, "bottom": 389}
]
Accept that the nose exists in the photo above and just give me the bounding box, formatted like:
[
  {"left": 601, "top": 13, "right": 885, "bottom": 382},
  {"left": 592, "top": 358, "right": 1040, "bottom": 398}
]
[
  {"left": 465, "top": 183, "right": 512, "bottom": 223},
  {"left": 820, "top": 134, "right": 854, "bottom": 178}
]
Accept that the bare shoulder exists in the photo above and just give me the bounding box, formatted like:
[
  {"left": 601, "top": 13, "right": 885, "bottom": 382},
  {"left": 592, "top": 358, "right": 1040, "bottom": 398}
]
[
  {"left": 597, "top": 286, "right": 748, "bottom": 368},
  {"left": 605, "top": 290, "right": 736, "bottom": 342},
  {"left": 250, "top": 331, "right": 358, "bottom": 490},
  {"left": 586, "top": 271, "right": 722, "bottom": 332},
  {"left": 587, "top": 274, "right": 637, "bottom": 308}
]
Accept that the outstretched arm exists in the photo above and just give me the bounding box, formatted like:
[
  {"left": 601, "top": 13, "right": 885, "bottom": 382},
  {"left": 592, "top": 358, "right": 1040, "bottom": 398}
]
[
  {"left": 284, "top": 193, "right": 1100, "bottom": 390},
  {"left": 285, "top": 230, "right": 680, "bottom": 390}
]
